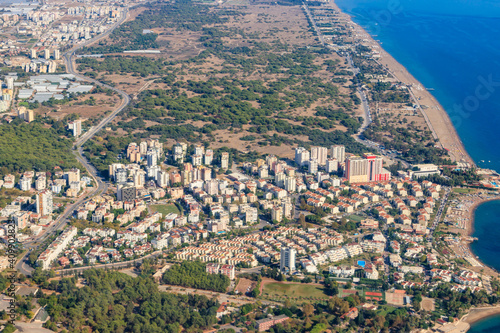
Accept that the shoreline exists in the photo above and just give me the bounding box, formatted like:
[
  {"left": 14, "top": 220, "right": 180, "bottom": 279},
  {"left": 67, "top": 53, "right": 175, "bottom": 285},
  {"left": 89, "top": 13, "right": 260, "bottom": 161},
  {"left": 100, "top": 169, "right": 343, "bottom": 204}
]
[
  {"left": 328, "top": 2, "right": 499, "bottom": 331},
  {"left": 463, "top": 306, "right": 500, "bottom": 325},
  {"left": 463, "top": 196, "right": 500, "bottom": 278},
  {"left": 330, "top": 0, "right": 474, "bottom": 167},
  {"left": 467, "top": 197, "right": 500, "bottom": 238}
]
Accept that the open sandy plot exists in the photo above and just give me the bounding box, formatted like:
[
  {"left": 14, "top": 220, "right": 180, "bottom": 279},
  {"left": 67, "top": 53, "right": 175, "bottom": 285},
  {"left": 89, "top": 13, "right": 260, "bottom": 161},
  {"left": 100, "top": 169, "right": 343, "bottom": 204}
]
[
  {"left": 32, "top": 92, "right": 120, "bottom": 120},
  {"left": 235, "top": 278, "right": 256, "bottom": 294},
  {"left": 421, "top": 297, "right": 435, "bottom": 311},
  {"left": 385, "top": 290, "right": 406, "bottom": 306}
]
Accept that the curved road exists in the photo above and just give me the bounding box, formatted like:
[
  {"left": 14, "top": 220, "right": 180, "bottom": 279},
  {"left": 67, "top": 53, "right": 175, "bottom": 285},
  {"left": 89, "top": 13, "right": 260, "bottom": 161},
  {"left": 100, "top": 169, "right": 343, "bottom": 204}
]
[{"left": 16, "top": 10, "right": 131, "bottom": 276}]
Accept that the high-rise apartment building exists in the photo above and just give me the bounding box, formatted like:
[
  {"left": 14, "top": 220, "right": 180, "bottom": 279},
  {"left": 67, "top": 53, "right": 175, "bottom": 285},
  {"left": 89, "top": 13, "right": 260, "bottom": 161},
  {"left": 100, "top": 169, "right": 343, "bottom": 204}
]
[
  {"left": 345, "top": 156, "right": 369, "bottom": 183},
  {"left": 326, "top": 158, "right": 338, "bottom": 173},
  {"left": 280, "top": 247, "right": 296, "bottom": 272},
  {"left": 311, "top": 146, "right": 328, "bottom": 166},
  {"left": 36, "top": 189, "right": 53, "bottom": 216},
  {"left": 345, "top": 154, "right": 390, "bottom": 183},
  {"left": 204, "top": 149, "right": 213, "bottom": 165},
  {"left": 284, "top": 176, "right": 296, "bottom": 192},
  {"left": 331, "top": 145, "right": 345, "bottom": 163},
  {"left": 308, "top": 159, "right": 318, "bottom": 175},
  {"left": 295, "top": 147, "right": 310, "bottom": 166},
  {"left": 68, "top": 119, "right": 81, "bottom": 137},
  {"left": 146, "top": 149, "right": 157, "bottom": 168},
  {"left": 221, "top": 152, "right": 229, "bottom": 169}
]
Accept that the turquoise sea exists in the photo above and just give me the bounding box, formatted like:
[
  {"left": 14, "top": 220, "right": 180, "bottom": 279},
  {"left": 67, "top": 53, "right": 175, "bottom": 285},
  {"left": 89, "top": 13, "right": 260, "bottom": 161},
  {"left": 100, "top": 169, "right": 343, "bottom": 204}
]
[
  {"left": 334, "top": 0, "right": 500, "bottom": 330},
  {"left": 468, "top": 314, "right": 500, "bottom": 333}
]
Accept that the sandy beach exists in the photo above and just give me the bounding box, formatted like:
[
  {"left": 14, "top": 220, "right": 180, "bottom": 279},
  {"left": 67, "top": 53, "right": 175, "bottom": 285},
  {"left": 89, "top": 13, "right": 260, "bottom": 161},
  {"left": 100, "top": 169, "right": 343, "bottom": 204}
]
[
  {"left": 330, "top": 0, "right": 474, "bottom": 166},
  {"left": 327, "top": 3, "right": 500, "bottom": 331},
  {"left": 465, "top": 197, "right": 500, "bottom": 277},
  {"left": 464, "top": 306, "right": 500, "bottom": 325},
  {"left": 372, "top": 48, "right": 474, "bottom": 165}
]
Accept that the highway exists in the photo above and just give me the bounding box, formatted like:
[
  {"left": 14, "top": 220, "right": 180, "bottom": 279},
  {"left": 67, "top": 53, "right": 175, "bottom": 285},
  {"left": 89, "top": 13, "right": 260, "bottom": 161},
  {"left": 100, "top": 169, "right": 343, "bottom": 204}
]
[{"left": 16, "top": 9, "right": 131, "bottom": 277}]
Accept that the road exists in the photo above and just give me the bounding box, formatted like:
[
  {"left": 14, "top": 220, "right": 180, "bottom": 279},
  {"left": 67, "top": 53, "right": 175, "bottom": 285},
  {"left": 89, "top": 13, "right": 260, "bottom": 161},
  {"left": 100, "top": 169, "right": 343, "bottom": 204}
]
[
  {"left": 302, "top": 2, "right": 325, "bottom": 46},
  {"left": 53, "top": 250, "right": 163, "bottom": 275},
  {"left": 16, "top": 9, "right": 132, "bottom": 277},
  {"left": 429, "top": 187, "right": 451, "bottom": 233}
]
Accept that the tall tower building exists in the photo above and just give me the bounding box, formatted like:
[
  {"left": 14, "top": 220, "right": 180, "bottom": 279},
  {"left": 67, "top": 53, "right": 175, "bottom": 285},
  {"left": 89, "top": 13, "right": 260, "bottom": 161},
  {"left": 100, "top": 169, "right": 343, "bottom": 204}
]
[
  {"left": 115, "top": 168, "right": 127, "bottom": 183},
  {"left": 194, "top": 144, "right": 204, "bottom": 156},
  {"left": 204, "top": 149, "right": 213, "bottom": 165},
  {"left": 6, "top": 77, "right": 14, "bottom": 90},
  {"left": 69, "top": 120, "right": 81, "bottom": 137},
  {"left": 331, "top": 145, "right": 345, "bottom": 163},
  {"left": 54, "top": 49, "right": 60, "bottom": 60},
  {"left": 326, "top": 158, "right": 339, "bottom": 173},
  {"left": 345, "top": 156, "right": 369, "bottom": 183},
  {"left": 363, "top": 153, "right": 387, "bottom": 182},
  {"left": 275, "top": 172, "right": 286, "bottom": 187},
  {"left": 44, "top": 48, "right": 50, "bottom": 60},
  {"left": 19, "top": 177, "right": 31, "bottom": 191},
  {"left": 133, "top": 170, "right": 145, "bottom": 188},
  {"left": 280, "top": 247, "right": 296, "bottom": 273},
  {"left": 308, "top": 159, "right": 318, "bottom": 175},
  {"left": 157, "top": 170, "right": 169, "bottom": 188},
  {"left": 191, "top": 154, "right": 202, "bottom": 167},
  {"left": 139, "top": 141, "right": 148, "bottom": 155},
  {"left": 146, "top": 149, "right": 157, "bottom": 168},
  {"left": 31, "top": 49, "right": 37, "bottom": 59},
  {"left": 173, "top": 143, "right": 184, "bottom": 162},
  {"left": 36, "top": 190, "right": 53, "bottom": 216},
  {"left": 220, "top": 152, "right": 229, "bottom": 170},
  {"left": 294, "top": 147, "right": 310, "bottom": 166},
  {"left": 284, "top": 176, "right": 296, "bottom": 193},
  {"left": 311, "top": 146, "right": 328, "bottom": 166}
]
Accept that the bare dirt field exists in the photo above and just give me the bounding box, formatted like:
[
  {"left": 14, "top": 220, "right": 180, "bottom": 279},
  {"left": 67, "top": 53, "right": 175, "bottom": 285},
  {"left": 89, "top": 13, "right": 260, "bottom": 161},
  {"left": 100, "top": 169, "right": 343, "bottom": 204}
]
[
  {"left": 385, "top": 290, "right": 407, "bottom": 306},
  {"left": 421, "top": 297, "right": 435, "bottom": 311},
  {"left": 235, "top": 278, "right": 256, "bottom": 295},
  {"left": 32, "top": 92, "right": 121, "bottom": 120}
]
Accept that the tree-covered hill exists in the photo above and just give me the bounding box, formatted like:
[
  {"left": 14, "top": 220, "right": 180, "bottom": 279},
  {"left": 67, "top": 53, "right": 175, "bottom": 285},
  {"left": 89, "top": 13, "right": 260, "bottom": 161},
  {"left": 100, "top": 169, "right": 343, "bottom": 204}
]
[{"left": 0, "top": 122, "right": 80, "bottom": 174}]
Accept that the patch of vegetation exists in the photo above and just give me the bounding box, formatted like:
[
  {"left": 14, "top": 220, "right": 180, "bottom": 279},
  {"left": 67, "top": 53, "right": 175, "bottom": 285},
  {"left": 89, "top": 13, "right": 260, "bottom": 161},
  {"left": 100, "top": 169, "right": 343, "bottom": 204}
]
[
  {"left": 39, "top": 269, "right": 219, "bottom": 332},
  {"left": 162, "top": 261, "right": 230, "bottom": 292},
  {"left": 0, "top": 121, "right": 79, "bottom": 173},
  {"left": 149, "top": 204, "right": 181, "bottom": 216},
  {"left": 263, "top": 282, "right": 327, "bottom": 299}
]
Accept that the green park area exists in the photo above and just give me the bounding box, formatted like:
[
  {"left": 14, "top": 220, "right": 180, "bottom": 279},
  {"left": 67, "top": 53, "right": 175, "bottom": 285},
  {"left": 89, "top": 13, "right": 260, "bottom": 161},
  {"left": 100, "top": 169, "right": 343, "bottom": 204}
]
[
  {"left": 150, "top": 204, "right": 181, "bottom": 216},
  {"left": 453, "top": 188, "right": 475, "bottom": 194},
  {"left": 262, "top": 283, "right": 329, "bottom": 302},
  {"left": 346, "top": 214, "right": 365, "bottom": 222}
]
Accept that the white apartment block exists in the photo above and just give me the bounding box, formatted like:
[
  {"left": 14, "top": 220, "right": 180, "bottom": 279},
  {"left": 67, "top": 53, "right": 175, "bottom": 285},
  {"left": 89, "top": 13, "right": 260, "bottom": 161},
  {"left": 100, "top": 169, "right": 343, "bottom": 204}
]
[{"left": 37, "top": 226, "right": 77, "bottom": 269}]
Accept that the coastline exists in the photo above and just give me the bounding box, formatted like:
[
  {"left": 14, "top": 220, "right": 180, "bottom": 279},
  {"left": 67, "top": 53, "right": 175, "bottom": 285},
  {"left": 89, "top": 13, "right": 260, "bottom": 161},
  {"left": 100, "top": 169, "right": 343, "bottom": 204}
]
[
  {"left": 464, "top": 197, "right": 500, "bottom": 278},
  {"left": 330, "top": 0, "right": 474, "bottom": 167},
  {"left": 328, "top": 2, "right": 500, "bottom": 331},
  {"left": 467, "top": 197, "right": 500, "bottom": 238},
  {"left": 463, "top": 306, "right": 500, "bottom": 325}
]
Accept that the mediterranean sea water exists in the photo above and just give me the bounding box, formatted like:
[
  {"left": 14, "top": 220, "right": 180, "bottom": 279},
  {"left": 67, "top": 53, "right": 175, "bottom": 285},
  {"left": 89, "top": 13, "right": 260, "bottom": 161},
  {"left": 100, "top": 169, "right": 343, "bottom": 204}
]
[
  {"left": 467, "top": 314, "right": 500, "bottom": 333},
  {"left": 334, "top": 1, "right": 500, "bottom": 330}
]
